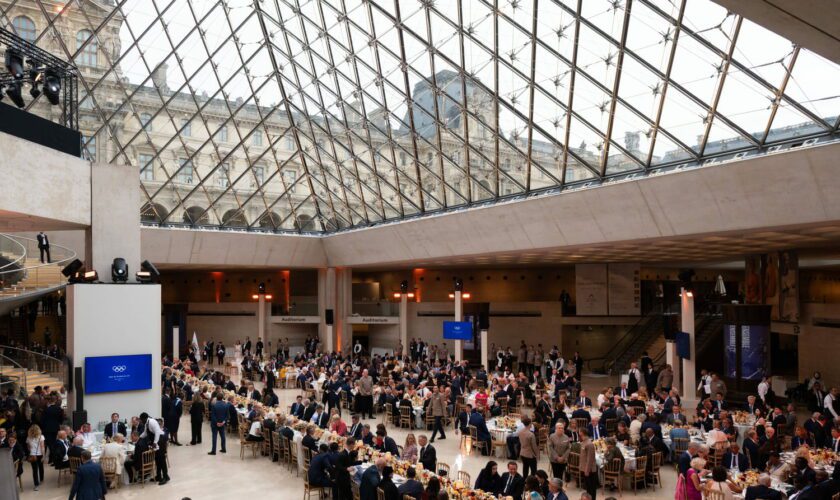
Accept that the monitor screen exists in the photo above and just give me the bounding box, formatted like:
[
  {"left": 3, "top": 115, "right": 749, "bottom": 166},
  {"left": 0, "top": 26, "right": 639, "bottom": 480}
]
[
  {"left": 84, "top": 354, "right": 153, "bottom": 394},
  {"left": 443, "top": 321, "right": 473, "bottom": 341}
]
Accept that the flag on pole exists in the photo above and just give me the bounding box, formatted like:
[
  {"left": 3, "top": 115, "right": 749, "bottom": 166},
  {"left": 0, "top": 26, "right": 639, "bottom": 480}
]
[{"left": 192, "top": 331, "right": 199, "bottom": 351}]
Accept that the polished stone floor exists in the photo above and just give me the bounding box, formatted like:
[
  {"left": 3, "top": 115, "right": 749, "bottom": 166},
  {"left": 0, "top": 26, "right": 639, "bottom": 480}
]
[{"left": 19, "top": 374, "right": 677, "bottom": 500}]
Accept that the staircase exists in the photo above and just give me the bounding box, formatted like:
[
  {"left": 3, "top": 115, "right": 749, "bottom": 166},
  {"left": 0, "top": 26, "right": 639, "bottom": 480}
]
[
  {"left": 0, "top": 345, "right": 67, "bottom": 395},
  {"left": 0, "top": 365, "right": 63, "bottom": 395},
  {"left": 0, "top": 257, "right": 67, "bottom": 297},
  {"left": 610, "top": 313, "right": 667, "bottom": 373}
]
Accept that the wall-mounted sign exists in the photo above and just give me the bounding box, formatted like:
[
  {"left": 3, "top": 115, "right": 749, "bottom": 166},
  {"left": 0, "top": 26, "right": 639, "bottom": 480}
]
[
  {"left": 346, "top": 316, "right": 400, "bottom": 325},
  {"left": 271, "top": 316, "right": 320, "bottom": 324}
]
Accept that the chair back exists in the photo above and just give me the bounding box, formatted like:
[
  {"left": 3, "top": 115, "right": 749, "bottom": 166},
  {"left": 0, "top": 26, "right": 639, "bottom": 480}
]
[
  {"left": 458, "top": 470, "right": 471, "bottom": 485},
  {"left": 491, "top": 429, "right": 507, "bottom": 443},
  {"left": 377, "top": 487, "right": 386, "bottom": 500},
  {"left": 302, "top": 445, "right": 313, "bottom": 469},
  {"left": 574, "top": 418, "right": 589, "bottom": 431},
  {"left": 69, "top": 456, "right": 82, "bottom": 474},
  {"left": 706, "top": 489, "right": 726, "bottom": 500},
  {"left": 436, "top": 462, "right": 450, "bottom": 476},
  {"left": 605, "top": 418, "right": 617, "bottom": 435},
  {"left": 673, "top": 437, "right": 690, "bottom": 455},
  {"left": 100, "top": 456, "right": 117, "bottom": 474},
  {"left": 633, "top": 455, "right": 648, "bottom": 477},
  {"left": 651, "top": 451, "right": 663, "bottom": 471},
  {"left": 568, "top": 452, "right": 580, "bottom": 471},
  {"left": 469, "top": 425, "right": 479, "bottom": 441},
  {"left": 604, "top": 457, "right": 622, "bottom": 476}
]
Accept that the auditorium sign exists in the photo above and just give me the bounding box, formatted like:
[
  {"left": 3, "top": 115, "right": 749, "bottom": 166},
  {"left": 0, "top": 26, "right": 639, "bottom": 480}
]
[
  {"left": 271, "top": 316, "right": 320, "bottom": 324},
  {"left": 347, "top": 316, "right": 400, "bottom": 325}
]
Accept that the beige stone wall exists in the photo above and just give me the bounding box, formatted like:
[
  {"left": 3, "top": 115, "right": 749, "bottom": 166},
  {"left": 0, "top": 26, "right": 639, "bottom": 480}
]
[{"left": 797, "top": 303, "right": 840, "bottom": 382}]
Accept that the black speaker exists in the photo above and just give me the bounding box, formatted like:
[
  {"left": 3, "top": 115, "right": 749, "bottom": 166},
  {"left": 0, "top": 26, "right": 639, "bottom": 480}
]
[
  {"left": 325, "top": 309, "right": 334, "bottom": 326},
  {"left": 478, "top": 312, "right": 490, "bottom": 330},
  {"left": 74, "top": 367, "right": 83, "bottom": 410},
  {"left": 72, "top": 410, "right": 87, "bottom": 431}
]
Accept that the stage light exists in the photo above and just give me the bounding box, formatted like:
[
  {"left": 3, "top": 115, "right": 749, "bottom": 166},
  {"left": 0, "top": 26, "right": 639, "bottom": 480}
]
[
  {"left": 4, "top": 49, "right": 24, "bottom": 80},
  {"left": 400, "top": 280, "right": 409, "bottom": 293},
  {"left": 29, "top": 69, "right": 42, "bottom": 99},
  {"left": 111, "top": 258, "right": 128, "bottom": 283},
  {"left": 135, "top": 260, "right": 160, "bottom": 283},
  {"left": 81, "top": 270, "right": 98, "bottom": 282},
  {"left": 453, "top": 277, "right": 463, "bottom": 292},
  {"left": 5, "top": 81, "right": 24, "bottom": 108},
  {"left": 62, "top": 259, "right": 84, "bottom": 278},
  {"left": 264, "top": 294, "right": 272, "bottom": 300},
  {"left": 258, "top": 282, "right": 266, "bottom": 293},
  {"left": 43, "top": 70, "right": 60, "bottom": 105},
  {"left": 462, "top": 292, "right": 471, "bottom": 299},
  {"left": 406, "top": 293, "right": 415, "bottom": 299},
  {"left": 393, "top": 292, "right": 401, "bottom": 299},
  {"left": 252, "top": 294, "right": 259, "bottom": 300}
]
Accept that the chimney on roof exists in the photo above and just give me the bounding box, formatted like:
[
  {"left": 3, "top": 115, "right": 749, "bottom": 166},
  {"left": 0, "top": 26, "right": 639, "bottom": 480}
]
[{"left": 152, "top": 63, "right": 169, "bottom": 92}]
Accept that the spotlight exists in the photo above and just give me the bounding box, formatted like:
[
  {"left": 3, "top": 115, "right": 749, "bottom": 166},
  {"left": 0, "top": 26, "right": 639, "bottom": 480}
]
[
  {"left": 79, "top": 270, "right": 98, "bottom": 283},
  {"left": 258, "top": 282, "right": 266, "bottom": 294},
  {"left": 111, "top": 258, "right": 128, "bottom": 283},
  {"left": 4, "top": 49, "right": 24, "bottom": 80},
  {"left": 29, "top": 69, "right": 42, "bottom": 99},
  {"left": 453, "top": 277, "right": 463, "bottom": 292},
  {"left": 61, "top": 259, "right": 84, "bottom": 278},
  {"left": 400, "top": 280, "right": 409, "bottom": 294},
  {"left": 136, "top": 260, "right": 160, "bottom": 283},
  {"left": 43, "top": 70, "right": 61, "bottom": 105},
  {"left": 5, "top": 81, "right": 24, "bottom": 108}
]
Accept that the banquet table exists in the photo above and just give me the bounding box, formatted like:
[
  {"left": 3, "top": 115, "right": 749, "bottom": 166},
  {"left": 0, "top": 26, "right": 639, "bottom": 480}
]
[
  {"left": 85, "top": 440, "right": 135, "bottom": 486},
  {"left": 595, "top": 443, "right": 639, "bottom": 471},
  {"left": 734, "top": 423, "right": 753, "bottom": 448}
]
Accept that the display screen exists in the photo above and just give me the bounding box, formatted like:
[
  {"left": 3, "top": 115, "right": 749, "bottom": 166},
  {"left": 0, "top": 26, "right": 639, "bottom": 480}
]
[
  {"left": 85, "top": 354, "right": 153, "bottom": 394},
  {"left": 443, "top": 321, "right": 473, "bottom": 340}
]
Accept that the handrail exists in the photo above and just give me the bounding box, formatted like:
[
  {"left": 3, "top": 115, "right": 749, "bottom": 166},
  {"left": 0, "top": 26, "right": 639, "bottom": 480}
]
[
  {"left": 0, "top": 345, "right": 65, "bottom": 391},
  {"left": 599, "top": 313, "right": 656, "bottom": 373},
  {"left": 0, "top": 351, "right": 27, "bottom": 399},
  {"left": 0, "top": 233, "right": 77, "bottom": 276},
  {"left": 0, "top": 233, "right": 26, "bottom": 271}
]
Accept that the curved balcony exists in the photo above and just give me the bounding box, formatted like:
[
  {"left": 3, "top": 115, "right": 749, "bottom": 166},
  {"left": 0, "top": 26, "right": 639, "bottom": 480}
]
[
  {"left": 0, "top": 233, "right": 78, "bottom": 303},
  {"left": 0, "top": 345, "right": 67, "bottom": 397}
]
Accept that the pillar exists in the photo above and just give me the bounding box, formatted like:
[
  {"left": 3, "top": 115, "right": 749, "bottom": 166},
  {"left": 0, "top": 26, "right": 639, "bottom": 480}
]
[
  {"left": 680, "top": 288, "right": 697, "bottom": 410},
  {"left": 172, "top": 325, "right": 179, "bottom": 362},
  {"left": 319, "top": 267, "right": 352, "bottom": 354},
  {"left": 257, "top": 294, "right": 266, "bottom": 346},
  {"left": 480, "top": 329, "right": 488, "bottom": 372},
  {"left": 399, "top": 293, "right": 408, "bottom": 358},
  {"left": 454, "top": 290, "right": 463, "bottom": 362}
]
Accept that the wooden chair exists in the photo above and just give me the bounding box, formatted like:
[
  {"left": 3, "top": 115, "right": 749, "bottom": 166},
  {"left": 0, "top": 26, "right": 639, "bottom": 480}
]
[
  {"left": 436, "top": 462, "right": 450, "bottom": 477},
  {"left": 57, "top": 463, "right": 73, "bottom": 486},
  {"left": 605, "top": 418, "right": 617, "bottom": 436},
  {"left": 537, "top": 426, "right": 549, "bottom": 457},
  {"left": 289, "top": 440, "right": 300, "bottom": 476},
  {"left": 377, "top": 487, "right": 386, "bottom": 500},
  {"left": 573, "top": 418, "right": 589, "bottom": 432},
  {"left": 425, "top": 409, "right": 436, "bottom": 431},
  {"left": 399, "top": 405, "right": 413, "bottom": 429},
  {"left": 304, "top": 461, "right": 327, "bottom": 500},
  {"left": 468, "top": 425, "right": 488, "bottom": 455},
  {"left": 603, "top": 458, "right": 623, "bottom": 493},
  {"left": 648, "top": 451, "right": 663, "bottom": 490},
  {"left": 706, "top": 489, "right": 726, "bottom": 500},
  {"left": 100, "top": 456, "right": 119, "bottom": 489},
  {"left": 271, "top": 430, "right": 281, "bottom": 461},
  {"left": 239, "top": 424, "right": 259, "bottom": 459},
  {"left": 341, "top": 391, "right": 350, "bottom": 410},
  {"left": 302, "top": 445, "right": 314, "bottom": 470},
  {"left": 13, "top": 460, "right": 22, "bottom": 491},
  {"left": 491, "top": 429, "right": 508, "bottom": 458},
  {"left": 351, "top": 482, "right": 361, "bottom": 500},
  {"left": 458, "top": 470, "right": 471, "bottom": 485},
  {"left": 626, "top": 454, "right": 648, "bottom": 493},
  {"left": 139, "top": 449, "right": 156, "bottom": 487},
  {"left": 497, "top": 397, "right": 509, "bottom": 416},
  {"left": 460, "top": 424, "right": 472, "bottom": 451},
  {"left": 567, "top": 452, "right": 581, "bottom": 487},
  {"left": 383, "top": 403, "right": 393, "bottom": 427},
  {"left": 672, "top": 438, "right": 690, "bottom": 472},
  {"left": 69, "top": 456, "right": 82, "bottom": 475}
]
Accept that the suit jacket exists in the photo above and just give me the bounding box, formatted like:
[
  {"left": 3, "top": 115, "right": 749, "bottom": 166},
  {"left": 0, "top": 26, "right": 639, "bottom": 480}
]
[
  {"left": 104, "top": 421, "right": 127, "bottom": 439},
  {"left": 744, "top": 484, "right": 781, "bottom": 500},
  {"left": 301, "top": 434, "right": 318, "bottom": 452},
  {"left": 360, "top": 465, "right": 382, "bottom": 500},
  {"left": 69, "top": 461, "right": 107, "bottom": 500},
  {"left": 518, "top": 428, "right": 539, "bottom": 459},
  {"left": 309, "top": 451, "right": 337, "bottom": 486},
  {"left": 587, "top": 423, "right": 606, "bottom": 441},
  {"left": 498, "top": 472, "right": 525, "bottom": 500},
  {"left": 37, "top": 233, "right": 49, "bottom": 248},
  {"left": 303, "top": 404, "right": 317, "bottom": 422},
  {"left": 290, "top": 402, "right": 304, "bottom": 418},
  {"left": 580, "top": 439, "right": 597, "bottom": 476},
  {"left": 398, "top": 479, "right": 425, "bottom": 499},
  {"left": 576, "top": 397, "right": 592, "bottom": 407},
  {"left": 548, "top": 432, "right": 571, "bottom": 464},
  {"left": 190, "top": 399, "right": 205, "bottom": 423},
  {"left": 349, "top": 422, "right": 363, "bottom": 440},
  {"left": 722, "top": 451, "right": 749, "bottom": 472},
  {"left": 41, "top": 404, "right": 64, "bottom": 433},
  {"left": 418, "top": 444, "right": 436, "bottom": 471},
  {"left": 209, "top": 400, "right": 229, "bottom": 425},
  {"left": 469, "top": 412, "right": 491, "bottom": 441}
]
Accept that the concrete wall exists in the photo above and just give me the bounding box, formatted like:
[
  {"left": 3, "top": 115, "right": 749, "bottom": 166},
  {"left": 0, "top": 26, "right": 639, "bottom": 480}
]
[
  {"left": 88, "top": 163, "right": 141, "bottom": 282},
  {"left": 67, "top": 284, "right": 162, "bottom": 425},
  {"left": 797, "top": 303, "right": 840, "bottom": 382},
  {"left": 0, "top": 131, "right": 90, "bottom": 231}
]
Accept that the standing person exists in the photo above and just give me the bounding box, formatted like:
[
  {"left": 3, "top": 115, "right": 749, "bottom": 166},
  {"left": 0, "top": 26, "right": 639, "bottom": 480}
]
[
  {"left": 208, "top": 394, "right": 229, "bottom": 454},
  {"left": 548, "top": 422, "right": 571, "bottom": 480},
  {"left": 518, "top": 416, "right": 538, "bottom": 478},
  {"left": 27, "top": 424, "right": 46, "bottom": 491},
  {"left": 357, "top": 369, "right": 374, "bottom": 420},
  {"left": 627, "top": 362, "right": 641, "bottom": 394},
  {"left": 68, "top": 450, "right": 107, "bottom": 500},
  {"left": 36, "top": 231, "right": 50, "bottom": 263},
  {"left": 166, "top": 390, "right": 183, "bottom": 446},
  {"left": 579, "top": 429, "right": 598, "bottom": 500},
  {"left": 429, "top": 385, "right": 447, "bottom": 443},
  {"left": 189, "top": 394, "right": 205, "bottom": 445},
  {"left": 154, "top": 418, "right": 170, "bottom": 485}
]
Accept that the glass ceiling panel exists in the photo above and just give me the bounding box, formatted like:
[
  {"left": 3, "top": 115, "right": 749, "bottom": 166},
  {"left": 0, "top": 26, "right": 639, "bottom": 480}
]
[{"left": 3, "top": 0, "right": 838, "bottom": 233}]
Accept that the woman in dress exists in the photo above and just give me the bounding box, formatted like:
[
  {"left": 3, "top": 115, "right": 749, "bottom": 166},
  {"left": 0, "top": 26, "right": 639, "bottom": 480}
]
[
  {"left": 684, "top": 457, "right": 705, "bottom": 500},
  {"left": 474, "top": 461, "right": 500, "bottom": 493},
  {"left": 234, "top": 339, "right": 242, "bottom": 363},
  {"left": 703, "top": 466, "right": 742, "bottom": 500},
  {"left": 402, "top": 433, "right": 418, "bottom": 463},
  {"left": 329, "top": 414, "right": 348, "bottom": 436},
  {"left": 26, "top": 424, "right": 45, "bottom": 491}
]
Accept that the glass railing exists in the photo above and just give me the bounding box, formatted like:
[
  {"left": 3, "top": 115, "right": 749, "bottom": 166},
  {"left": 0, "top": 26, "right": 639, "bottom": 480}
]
[
  {"left": 0, "top": 352, "right": 27, "bottom": 400},
  {"left": 352, "top": 301, "right": 400, "bottom": 317},
  {"left": 271, "top": 302, "right": 320, "bottom": 316},
  {"left": 0, "top": 345, "right": 66, "bottom": 391},
  {"left": 0, "top": 233, "right": 77, "bottom": 293}
]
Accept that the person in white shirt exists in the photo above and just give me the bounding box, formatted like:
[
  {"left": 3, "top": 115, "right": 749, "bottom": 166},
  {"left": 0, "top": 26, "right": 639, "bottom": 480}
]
[
  {"left": 139, "top": 412, "right": 163, "bottom": 447},
  {"left": 78, "top": 423, "right": 96, "bottom": 447},
  {"left": 824, "top": 387, "right": 838, "bottom": 419},
  {"left": 757, "top": 377, "right": 770, "bottom": 405},
  {"left": 698, "top": 370, "right": 712, "bottom": 398},
  {"left": 629, "top": 414, "right": 643, "bottom": 444},
  {"left": 101, "top": 433, "right": 127, "bottom": 486}
]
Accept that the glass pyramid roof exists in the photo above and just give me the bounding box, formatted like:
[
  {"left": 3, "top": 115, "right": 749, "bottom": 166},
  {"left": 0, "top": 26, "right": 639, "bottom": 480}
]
[{"left": 3, "top": 0, "right": 838, "bottom": 233}]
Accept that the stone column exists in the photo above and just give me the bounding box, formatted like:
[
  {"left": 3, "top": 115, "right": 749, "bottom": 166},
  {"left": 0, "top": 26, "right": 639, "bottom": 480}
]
[
  {"left": 454, "top": 291, "right": 463, "bottom": 362},
  {"left": 681, "top": 288, "right": 697, "bottom": 410},
  {"left": 399, "top": 294, "right": 408, "bottom": 357}
]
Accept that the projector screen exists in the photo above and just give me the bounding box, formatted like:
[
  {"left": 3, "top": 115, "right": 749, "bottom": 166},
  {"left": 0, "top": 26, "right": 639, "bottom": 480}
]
[
  {"left": 443, "top": 321, "right": 473, "bottom": 341},
  {"left": 85, "top": 354, "right": 153, "bottom": 394}
]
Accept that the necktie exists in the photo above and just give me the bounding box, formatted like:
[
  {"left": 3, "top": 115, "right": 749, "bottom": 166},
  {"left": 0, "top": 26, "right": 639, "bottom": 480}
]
[
  {"left": 506, "top": 475, "right": 513, "bottom": 493},
  {"left": 732, "top": 455, "right": 737, "bottom": 469},
  {"left": 420, "top": 446, "right": 425, "bottom": 459}
]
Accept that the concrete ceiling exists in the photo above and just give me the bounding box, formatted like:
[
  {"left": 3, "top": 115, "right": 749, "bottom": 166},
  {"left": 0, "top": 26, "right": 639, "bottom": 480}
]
[{"left": 713, "top": 0, "right": 840, "bottom": 63}]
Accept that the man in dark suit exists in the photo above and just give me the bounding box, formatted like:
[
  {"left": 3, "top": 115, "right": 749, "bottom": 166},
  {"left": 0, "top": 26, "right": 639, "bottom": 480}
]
[
  {"left": 546, "top": 478, "right": 565, "bottom": 500},
  {"left": 104, "top": 412, "right": 127, "bottom": 440},
  {"left": 189, "top": 396, "right": 205, "bottom": 445},
  {"left": 348, "top": 414, "right": 363, "bottom": 440},
  {"left": 418, "top": 435, "right": 436, "bottom": 471},
  {"left": 360, "top": 458, "right": 385, "bottom": 500},
  {"left": 208, "top": 396, "right": 230, "bottom": 455},
  {"left": 41, "top": 397, "right": 64, "bottom": 463},
  {"left": 309, "top": 443, "right": 338, "bottom": 488},
  {"left": 68, "top": 451, "right": 106, "bottom": 500},
  {"left": 301, "top": 426, "right": 318, "bottom": 452},
  {"left": 36, "top": 231, "right": 50, "bottom": 263},
  {"left": 291, "top": 395, "right": 305, "bottom": 418},
  {"left": 744, "top": 474, "right": 782, "bottom": 500},
  {"left": 723, "top": 443, "right": 749, "bottom": 473},
  {"left": 398, "top": 466, "right": 425, "bottom": 499},
  {"left": 678, "top": 442, "right": 699, "bottom": 476},
  {"left": 154, "top": 419, "right": 170, "bottom": 485},
  {"left": 126, "top": 433, "right": 149, "bottom": 481},
  {"left": 303, "top": 400, "right": 318, "bottom": 422},
  {"left": 588, "top": 417, "right": 606, "bottom": 441},
  {"left": 743, "top": 430, "right": 761, "bottom": 469},
  {"left": 68, "top": 436, "right": 85, "bottom": 460},
  {"left": 469, "top": 407, "right": 492, "bottom": 455},
  {"left": 498, "top": 460, "right": 525, "bottom": 500},
  {"left": 375, "top": 428, "right": 399, "bottom": 455},
  {"left": 576, "top": 390, "right": 593, "bottom": 408}
]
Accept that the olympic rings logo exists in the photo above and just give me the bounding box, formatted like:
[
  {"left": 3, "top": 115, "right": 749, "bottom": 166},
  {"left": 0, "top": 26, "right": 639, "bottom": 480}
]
[{"left": 112, "top": 365, "right": 127, "bottom": 373}]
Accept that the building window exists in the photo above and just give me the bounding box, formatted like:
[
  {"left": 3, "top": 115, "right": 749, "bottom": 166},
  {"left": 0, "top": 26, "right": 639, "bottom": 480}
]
[
  {"left": 181, "top": 118, "right": 191, "bottom": 137},
  {"left": 253, "top": 130, "right": 263, "bottom": 146},
  {"left": 503, "top": 158, "right": 511, "bottom": 171},
  {"left": 76, "top": 30, "right": 97, "bottom": 67},
  {"left": 176, "top": 158, "right": 193, "bottom": 184},
  {"left": 253, "top": 165, "right": 265, "bottom": 186},
  {"left": 285, "top": 136, "right": 294, "bottom": 150},
  {"left": 218, "top": 163, "right": 230, "bottom": 188},
  {"left": 216, "top": 125, "right": 228, "bottom": 143},
  {"left": 83, "top": 135, "right": 96, "bottom": 161},
  {"left": 284, "top": 170, "right": 297, "bottom": 193},
  {"left": 400, "top": 152, "right": 406, "bottom": 165},
  {"left": 140, "top": 113, "right": 152, "bottom": 131},
  {"left": 12, "top": 16, "right": 36, "bottom": 43},
  {"left": 426, "top": 152, "right": 433, "bottom": 165},
  {"left": 139, "top": 154, "right": 154, "bottom": 181}
]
